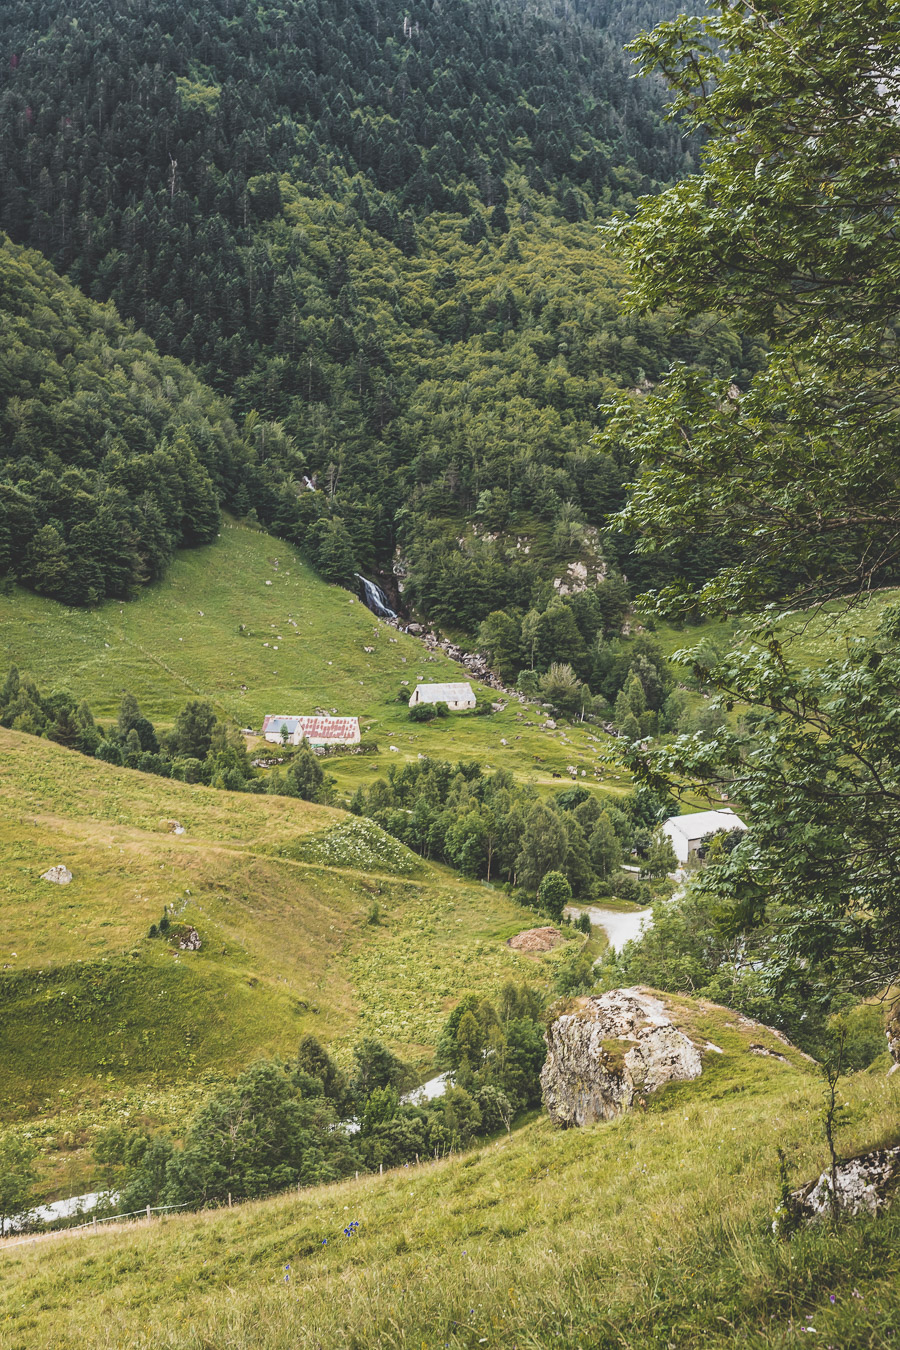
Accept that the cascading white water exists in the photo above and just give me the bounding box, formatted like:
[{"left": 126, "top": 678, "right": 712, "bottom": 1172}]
[{"left": 355, "top": 573, "right": 398, "bottom": 619}]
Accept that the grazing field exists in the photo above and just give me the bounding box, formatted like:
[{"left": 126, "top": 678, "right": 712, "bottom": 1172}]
[
  {"left": 0, "top": 997, "right": 896, "bottom": 1350},
  {"left": 650, "top": 589, "right": 900, "bottom": 671},
  {"left": 0, "top": 730, "right": 568, "bottom": 1197},
  {"left": 0, "top": 519, "right": 627, "bottom": 800}
]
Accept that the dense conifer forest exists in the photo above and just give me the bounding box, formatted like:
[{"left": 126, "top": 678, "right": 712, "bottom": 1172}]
[
  {"left": 0, "top": 0, "right": 743, "bottom": 618},
  {"left": 0, "top": 236, "right": 246, "bottom": 604}
]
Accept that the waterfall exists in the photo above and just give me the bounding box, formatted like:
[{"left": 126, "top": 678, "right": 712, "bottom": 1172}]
[{"left": 355, "top": 573, "right": 398, "bottom": 620}]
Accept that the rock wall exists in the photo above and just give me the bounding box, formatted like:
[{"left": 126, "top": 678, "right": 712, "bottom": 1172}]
[{"left": 541, "top": 987, "right": 703, "bottom": 1127}]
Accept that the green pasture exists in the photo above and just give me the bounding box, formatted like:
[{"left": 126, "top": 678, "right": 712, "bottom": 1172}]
[
  {"left": 0, "top": 519, "right": 628, "bottom": 801},
  {"left": 0, "top": 996, "right": 896, "bottom": 1349},
  {"left": 0, "top": 730, "right": 566, "bottom": 1197}
]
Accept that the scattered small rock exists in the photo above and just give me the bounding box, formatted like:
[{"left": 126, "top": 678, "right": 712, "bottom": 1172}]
[
  {"left": 40, "top": 865, "right": 73, "bottom": 885},
  {"left": 749, "top": 1042, "right": 788, "bottom": 1062},
  {"left": 168, "top": 821, "right": 186, "bottom": 836}
]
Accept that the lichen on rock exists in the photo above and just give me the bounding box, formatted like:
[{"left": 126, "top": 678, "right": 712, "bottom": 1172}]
[
  {"left": 777, "top": 1148, "right": 900, "bottom": 1231},
  {"left": 540, "top": 987, "right": 703, "bottom": 1126},
  {"left": 40, "top": 864, "right": 73, "bottom": 885}
]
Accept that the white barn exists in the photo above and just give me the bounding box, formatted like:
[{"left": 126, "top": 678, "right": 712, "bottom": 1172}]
[
  {"left": 661, "top": 807, "right": 747, "bottom": 865},
  {"left": 408, "top": 681, "right": 476, "bottom": 711},
  {"left": 261, "top": 715, "right": 361, "bottom": 747}
]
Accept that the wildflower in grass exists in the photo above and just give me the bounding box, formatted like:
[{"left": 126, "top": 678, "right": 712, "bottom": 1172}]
[{"left": 283, "top": 1263, "right": 291, "bottom": 1283}]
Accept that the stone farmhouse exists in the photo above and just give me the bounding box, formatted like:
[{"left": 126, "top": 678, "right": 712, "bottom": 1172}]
[
  {"left": 661, "top": 807, "right": 747, "bottom": 865},
  {"left": 262, "top": 715, "right": 361, "bottom": 747},
  {"left": 408, "top": 681, "right": 476, "bottom": 711}
]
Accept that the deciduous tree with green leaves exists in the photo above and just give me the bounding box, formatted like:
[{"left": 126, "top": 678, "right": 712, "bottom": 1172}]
[
  {"left": 0, "top": 1132, "right": 37, "bottom": 1236},
  {"left": 601, "top": 0, "right": 900, "bottom": 997}
]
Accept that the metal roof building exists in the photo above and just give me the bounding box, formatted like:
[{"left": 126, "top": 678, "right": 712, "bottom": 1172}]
[
  {"left": 661, "top": 807, "right": 747, "bottom": 864},
  {"left": 408, "top": 682, "right": 476, "bottom": 711},
  {"left": 261, "top": 715, "right": 361, "bottom": 746}
]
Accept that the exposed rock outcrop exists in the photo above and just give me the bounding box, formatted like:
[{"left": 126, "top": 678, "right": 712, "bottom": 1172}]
[
  {"left": 887, "top": 1000, "right": 900, "bottom": 1073},
  {"left": 173, "top": 925, "right": 201, "bottom": 951},
  {"left": 778, "top": 1148, "right": 900, "bottom": 1230},
  {"left": 541, "top": 987, "right": 703, "bottom": 1126},
  {"left": 40, "top": 865, "right": 73, "bottom": 885}
]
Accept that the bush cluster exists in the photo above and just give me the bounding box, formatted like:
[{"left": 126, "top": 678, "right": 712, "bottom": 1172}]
[
  {"left": 101, "top": 986, "right": 546, "bottom": 1211},
  {"left": 0, "top": 668, "right": 332, "bottom": 803},
  {"left": 350, "top": 756, "right": 672, "bottom": 902}
]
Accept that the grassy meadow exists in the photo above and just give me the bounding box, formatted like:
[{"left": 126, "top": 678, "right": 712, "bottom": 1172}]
[
  {"left": 0, "top": 730, "right": 570, "bottom": 1197},
  {"left": 649, "top": 589, "right": 900, "bottom": 671},
  {"left": 0, "top": 996, "right": 897, "bottom": 1349},
  {"left": 0, "top": 519, "right": 627, "bottom": 801}
]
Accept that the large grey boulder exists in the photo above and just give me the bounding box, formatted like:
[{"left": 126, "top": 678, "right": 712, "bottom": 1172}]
[
  {"left": 779, "top": 1148, "right": 900, "bottom": 1229},
  {"left": 541, "top": 987, "right": 703, "bottom": 1126},
  {"left": 40, "top": 865, "right": 73, "bottom": 885}
]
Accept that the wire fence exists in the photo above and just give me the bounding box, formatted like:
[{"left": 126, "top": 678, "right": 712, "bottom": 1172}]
[{"left": 2, "top": 1201, "right": 193, "bottom": 1250}]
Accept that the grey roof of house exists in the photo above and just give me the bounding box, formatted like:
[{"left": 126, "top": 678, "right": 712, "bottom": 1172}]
[
  {"left": 664, "top": 808, "right": 747, "bottom": 839},
  {"left": 263, "top": 716, "right": 300, "bottom": 734},
  {"left": 413, "top": 682, "right": 475, "bottom": 700}
]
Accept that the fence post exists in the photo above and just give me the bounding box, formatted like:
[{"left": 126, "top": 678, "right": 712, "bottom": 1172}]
[
  {"left": 147, "top": 1206, "right": 151, "bottom": 1221},
  {"left": 379, "top": 1163, "right": 383, "bottom": 1175},
  {"left": 228, "top": 1192, "right": 232, "bottom": 1208}
]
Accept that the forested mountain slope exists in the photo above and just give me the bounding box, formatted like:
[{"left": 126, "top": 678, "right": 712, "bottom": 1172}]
[
  {"left": 0, "top": 0, "right": 743, "bottom": 625},
  {"left": 0, "top": 235, "right": 248, "bottom": 604}
]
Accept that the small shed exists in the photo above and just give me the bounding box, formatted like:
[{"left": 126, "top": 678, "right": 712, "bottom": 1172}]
[
  {"left": 408, "top": 681, "right": 476, "bottom": 711},
  {"left": 262, "top": 715, "right": 361, "bottom": 747},
  {"left": 661, "top": 807, "right": 747, "bottom": 865}
]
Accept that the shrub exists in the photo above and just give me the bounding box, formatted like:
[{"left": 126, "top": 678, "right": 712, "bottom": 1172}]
[
  {"left": 537, "top": 870, "right": 572, "bottom": 922},
  {"left": 611, "top": 873, "right": 652, "bottom": 906}
]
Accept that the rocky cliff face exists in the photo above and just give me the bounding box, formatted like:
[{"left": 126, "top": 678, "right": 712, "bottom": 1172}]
[{"left": 541, "top": 987, "right": 704, "bottom": 1127}]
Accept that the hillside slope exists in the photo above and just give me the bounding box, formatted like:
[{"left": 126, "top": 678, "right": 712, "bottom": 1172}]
[
  {"left": 0, "top": 0, "right": 749, "bottom": 621},
  {"left": 0, "top": 233, "right": 248, "bottom": 604},
  {"left": 0, "top": 728, "right": 565, "bottom": 1196},
  {"left": 0, "top": 997, "right": 897, "bottom": 1348},
  {"left": 0, "top": 519, "right": 626, "bottom": 798}
]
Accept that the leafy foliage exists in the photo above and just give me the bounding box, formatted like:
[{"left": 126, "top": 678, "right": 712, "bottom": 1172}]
[
  {"left": 0, "top": 236, "right": 245, "bottom": 604},
  {"left": 0, "top": 1131, "right": 37, "bottom": 1235},
  {"left": 0, "top": 0, "right": 751, "bottom": 617},
  {"left": 596, "top": 882, "right": 890, "bottom": 1068},
  {"left": 604, "top": 0, "right": 900, "bottom": 999},
  {"left": 349, "top": 754, "right": 668, "bottom": 897},
  {"left": 114, "top": 988, "right": 546, "bottom": 1211}
]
